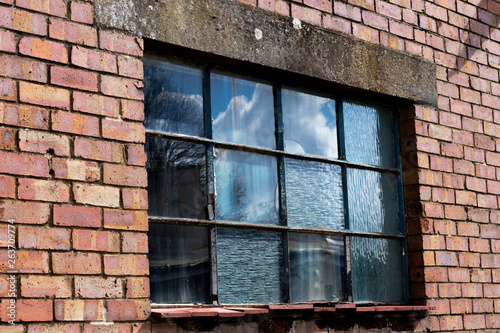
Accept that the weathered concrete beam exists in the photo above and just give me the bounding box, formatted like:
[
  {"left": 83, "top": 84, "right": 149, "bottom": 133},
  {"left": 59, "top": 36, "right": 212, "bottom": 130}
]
[{"left": 95, "top": 0, "right": 437, "bottom": 106}]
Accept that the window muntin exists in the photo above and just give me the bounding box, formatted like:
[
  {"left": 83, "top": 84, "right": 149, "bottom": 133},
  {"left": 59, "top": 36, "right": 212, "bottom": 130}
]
[{"left": 144, "top": 54, "right": 407, "bottom": 305}]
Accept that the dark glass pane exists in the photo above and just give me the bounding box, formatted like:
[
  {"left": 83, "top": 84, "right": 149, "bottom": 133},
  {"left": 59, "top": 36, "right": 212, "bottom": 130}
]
[
  {"left": 215, "top": 149, "right": 279, "bottom": 225},
  {"left": 289, "top": 233, "right": 345, "bottom": 302},
  {"left": 285, "top": 158, "right": 344, "bottom": 230},
  {"left": 217, "top": 227, "right": 284, "bottom": 304},
  {"left": 347, "top": 168, "right": 400, "bottom": 235},
  {"left": 211, "top": 73, "right": 275, "bottom": 149},
  {"left": 283, "top": 89, "right": 338, "bottom": 159},
  {"left": 143, "top": 56, "right": 204, "bottom": 137},
  {"left": 146, "top": 137, "right": 208, "bottom": 219},
  {"left": 352, "top": 237, "right": 404, "bottom": 302},
  {"left": 148, "top": 223, "right": 211, "bottom": 304},
  {"left": 344, "top": 101, "right": 395, "bottom": 168}
]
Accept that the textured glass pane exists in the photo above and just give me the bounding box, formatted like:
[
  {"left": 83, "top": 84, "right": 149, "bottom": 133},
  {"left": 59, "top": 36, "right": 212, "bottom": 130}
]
[
  {"left": 347, "top": 168, "right": 400, "bottom": 235},
  {"left": 352, "top": 237, "right": 404, "bottom": 302},
  {"left": 285, "top": 158, "right": 344, "bottom": 230},
  {"left": 149, "top": 223, "right": 211, "bottom": 304},
  {"left": 217, "top": 228, "right": 284, "bottom": 304},
  {"left": 146, "top": 137, "right": 208, "bottom": 219},
  {"left": 143, "top": 56, "right": 204, "bottom": 137},
  {"left": 211, "top": 73, "right": 275, "bottom": 149},
  {"left": 344, "top": 101, "right": 395, "bottom": 168},
  {"left": 283, "top": 89, "right": 338, "bottom": 159},
  {"left": 215, "top": 149, "right": 279, "bottom": 225},
  {"left": 289, "top": 233, "right": 345, "bottom": 302}
]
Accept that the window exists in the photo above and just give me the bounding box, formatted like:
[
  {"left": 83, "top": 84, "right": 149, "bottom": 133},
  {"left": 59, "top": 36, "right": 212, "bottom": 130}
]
[{"left": 144, "top": 54, "right": 408, "bottom": 305}]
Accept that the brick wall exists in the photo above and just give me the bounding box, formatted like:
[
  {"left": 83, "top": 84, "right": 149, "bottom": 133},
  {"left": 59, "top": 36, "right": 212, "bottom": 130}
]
[{"left": 0, "top": 0, "right": 499, "bottom": 332}]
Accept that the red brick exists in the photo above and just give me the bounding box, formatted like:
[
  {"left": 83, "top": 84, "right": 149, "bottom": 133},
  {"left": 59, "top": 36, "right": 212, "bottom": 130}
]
[
  {"left": 0, "top": 54, "right": 47, "bottom": 83},
  {"left": 478, "top": 194, "right": 498, "bottom": 209},
  {"left": 0, "top": 126, "right": 15, "bottom": 150},
  {"left": 0, "top": 7, "right": 47, "bottom": 36},
  {"left": 389, "top": 20, "right": 413, "bottom": 39},
  {"left": 0, "top": 29, "right": 16, "bottom": 53},
  {"left": 436, "top": 251, "right": 459, "bottom": 266},
  {"left": 0, "top": 175, "right": 15, "bottom": 198},
  {"left": 122, "top": 188, "right": 148, "bottom": 210},
  {"left": 291, "top": 4, "right": 323, "bottom": 26},
  {"left": 0, "top": 102, "right": 49, "bottom": 129},
  {"left": 101, "top": 75, "right": 144, "bottom": 100},
  {"left": 423, "top": 202, "right": 444, "bottom": 218},
  {"left": 0, "top": 78, "right": 16, "bottom": 102},
  {"left": 451, "top": 299, "right": 473, "bottom": 314},
  {"left": 19, "top": 129, "right": 70, "bottom": 156},
  {"left": 52, "top": 111, "right": 99, "bottom": 136},
  {"left": 19, "top": 178, "right": 69, "bottom": 203},
  {"left": 458, "top": 222, "right": 480, "bottom": 237},
  {"left": 19, "top": 37, "right": 67, "bottom": 64},
  {"left": 362, "top": 10, "right": 388, "bottom": 30},
  {"left": 481, "top": 254, "right": 500, "bottom": 268},
  {"left": 352, "top": 22, "right": 379, "bottom": 43},
  {"left": 52, "top": 158, "right": 100, "bottom": 182},
  {"left": 70, "top": 1, "right": 93, "bottom": 24},
  {"left": 0, "top": 250, "right": 49, "bottom": 273},
  {"left": 416, "top": 136, "right": 440, "bottom": 154},
  {"left": 27, "top": 324, "right": 80, "bottom": 333},
  {"left": 83, "top": 324, "right": 133, "bottom": 333},
  {"left": 72, "top": 229, "right": 120, "bottom": 252},
  {"left": 75, "top": 277, "right": 122, "bottom": 298},
  {"left": 431, "top": 188, "right": 455, "bottom": 203},
  {"left": 485, "top": 314, "right": 500, "bottom": 329},
  {"left": 50, "top": 66, "right": 97, "bottom": 92},
  {"left": 100, "top": 31, "right": 143, "bottom": 56},
  {"left": 19, "top": 226, "right": 70, "bottom": 250},
  {"left": 104, "top": 254, "right": 149, "bottom": 276},
  {"left": 448, "top": 267, "right": 470, "bottom": 282},
  {"left": 348, "top": 0, "right": 374, "bottom": 11},
  {"left": 0, "top": 299, "right": 52, "bottom": 322},
  {"left": 102, "top": 118, "right": 145, "bottom": 143},
  {"left": 16, "top": 0, "right": 66, "bottom": 17},
  {"left": 52, "top": 252, "right": 101, "bottom": 274},
  {"left": 126, "top": 145, "right": 147, "bottom": 167},
  {"left": 454, "top": 159, "right": 475, "bottom": 175},
  {"left": 464, "top": 314, "right": 486, "bottom": 329},
  {"left": 439, "top": 283, "right": 462, "bottom": 297},
  {"left": 73, "top": 183, "right": 120, "bottom": 208},
  {"left": 446, "top": 236, "right": 468, "bottom": 251},
  {"left": 430, "top": 155, "right": 453, "bottom": 172},
  {"left": 54, "top": 205, "right": 101, "bottom": 228},
  {"left": 467, "top": 207, "right": 488, "bottom": 222},
  {"left": 20, "top": 82, "right": 70, "bottom": 109},
  {"left": 122, "top": 232, "right": 148, "bottom": 253},
  {"left": 258, "top": 0, "right": 290, "bottom": 15},
  {"left": 476, "top": 164, "right": 495, "bottom": 179},
  {"left": 126, "top": 277, "right": 150, "bottom": 298},
  {"left": 74, "top": 137, "right": 123, "bottom": 163},
  {"left": 466, "top": 176, "right": 487, "bottom": 192},
  {"left": 484, "top": 284, "right": 500, "bottom": 297},
  {"left": 487, "top": 179, "right": 500, "bottom": 194},
  {"left": 483, "top": 93, "right": 500, "bottom": 109},
  {"left": 419, "top": 15, "right": 437, "bottom": 32},
  {"left": 21, "top": 275, "right": 71, "bottom": 298},
  {"left": 452, "top": 130, "right": 473, "bottom": 145},
  {"left": 106, "top": 299, "right": 150, "bottom": 321},
  {"left": 470, "top": 238, "right": 491, "bottom": 253},
  {"left": 121, "top": 99, "right": 144, "bottom": 121},
  {"left": 54, "top": 299, "right": 104, "bottom": 321},
  {"left": 444, "top": 205, "right": 467, "bottom": 220},
  {"left": 334, "top": 2, "right": 361, "bottom": 21},
  {"left": 428, "top": 299, "right": 450, "bottom": 315},
  {"left": 486, "top": 151, "right": 500, "bottom": 167},
  {"left": 473, "top": 298, "right": 494, "bottom": 312},
  {"left": 103, "top": 163, "right": 147, "bottom": 187},
  {"left": 322, "top": 14, "right": 351, "bottom": 34},
  {"left": 71, "top": 46, "right": 117, "bottom": 73},
  {"left": 0, "top": 200, "right": 50, "bottom": 224},
  {"left": 117, "top": 55, "right": 143, "bottom": 79},
  {"left": 481, "top": 225, "right": 500, "bottom": 239},
  {"left": 104, "top": 210, "right": 148, "bottom": 231},
  {"left": 49, "top": 18, "right": 97, "bottom": 47},
  {"left": 73, "top": 92, "right": 119, "bottom": 118}
]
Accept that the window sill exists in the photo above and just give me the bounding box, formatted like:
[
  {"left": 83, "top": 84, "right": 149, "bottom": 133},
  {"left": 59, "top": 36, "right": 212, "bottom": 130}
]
[{"left": 151, "top": 304, "right": 434, "bottom": 319}]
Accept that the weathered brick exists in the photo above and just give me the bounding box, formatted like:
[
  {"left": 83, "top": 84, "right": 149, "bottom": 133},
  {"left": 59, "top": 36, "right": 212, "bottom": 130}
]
[
  {"left": 19, "top": 178, "right": 69, "bottom": 203},
  {"left": 0, "top": 299, "right": 52, "bottom": 322},
  {"left": 52, "top": 252, "right": 101, "bottom": 275},
  {"left": 0, "top": 102, "right": 49, "bottom": 129},
  {"left": 104, "top": 254, "right": 149, "bottom": 276},
  {"left": 126, "top": 277, "right": 150, "bottom": 298},
  {"left": 73, "top": 183, "right": 120, "bottom": 208},
  {"left": 75, "top": 276, "right": 122, "bottom": 298},
  {"left": 0, "top": 126, "right": 15, "bottom": 150},
  {"left": 439, "top": 283, "right": 462, "bottom": 298},
  {"left": 103, "top": 163, "right": 147, "bottom": 187},
  {"left": 54, "top": 299, "right": 104, "bottom": 321},
  {"left": 0, "top": 175, "right": 15, "bottom": 198},
  {"left": 481, "top": 253, "right": 500, "bottom": 268},
  {"left": 16, "top": 0, "right": 66, "bottom": 17},
  {"left": 49, "top": 18, "right": 97, "bottom": 46},
  {"left": 126, "top": 145, "right": 147, "bottom": 166},
  {"left": 470, "top": 237, "right": 491, "bottom": 253},
  {"left": 446, "top": 236, "right": 469, "bottom": 251},
  {"left": 322, "top": 13, "right": 352, "bottom": 34},
  {"left": 464, "top": 314, "right": 486, "bottom": 329},
  {"left": 104, "top": 210, "right": 148, "bottom": 231},
  {"left": 122, "top": 232, "right": 148, "bottom": 253},
  {"left": 0, "top": 7, "right": 47, "bottom": 36},
  {"left": 73, "top": 92, "right": 119, "bottom": 117},
  {"left": 19, "top": 226, "right": 70, "bottom": 250},
  {"left": 0, "top": 250, "right": 49, "bottom": 273},
  {"left": 72, "top": 229, "right": 120, "bottom": 252},
  {"left": 54, "top": 205, "right": 101, "bottom": 228},
  {"left": 27, "top": 324, "right": 80, "bottom": 333},
  {"left": 19, "top": 129, "right": 70, "bottom": 156},
  {"left": 52, "top": 110, "right": 99, "bottom": 136},
  {"left": 74, "top": 137, "right": 123, "bottom": 163},
  {"left": 0, "top": 78, "right": 16, "bottom": 101},
  {"left": 72, "top": 46, "right": 117, "bottom": 74},
  {"left": 20, "top": 82, "right": 70, "bottom": 110},
  {"left": 0, "top": 29, "right": 16, "bottom": 53},
  {"left": 70, "top": 1, "right": 93, "bottom": 24},
  {"left": 481, "top": 225, "right": 500, "bottom": 239},
  {"left": 52, "top": 158, "right": 100, "bottom": 182},
  {"left": 448, "top": 267, "right": 470, "bottom": 282},
  {"left": 122, "top": 188, "right": 148, "bottom": 210},
  {"left": 83, "top": 324, "right": 133, "bottom": 333},
  {"left": 121, "top": 99, "right": 144, "bottom": 121},
  {"left": 117, "top": 55, "right": 143, "bottom": 79},
  {"left": 102, "top": 118, "right": 145, "bottom": 143},
  {"left": 19, "top": 37, "right": 68, "bottom": 63},
  {"left": 478, "top": 193, "right": 498, "bottom": 209},
  {"left": 106, "top": 299, "right": 150, "bottom": 321},
  {"left": 21, "top": 275, "right": 72, "bottom": 298},
  {"left": 0, "top": 54, "right": 47, "bottom": 82},
  {"left": 101, "top": 75, "right": 144, "bottom": 100},
  {"left": 450, "top": 299, "right": 472, "bottom": 314},
  {"left": 0, "top": 200, "right": 50, "bottom": 224},
  {"left": 100, "top": 31, "right": 143, "bottom": 56},
  {"left": 51, "top": 66, "right": 98, "bottom": 92}
]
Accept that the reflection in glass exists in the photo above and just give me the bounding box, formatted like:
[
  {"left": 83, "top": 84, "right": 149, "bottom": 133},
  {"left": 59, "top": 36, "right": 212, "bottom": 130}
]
[
  {"left": 344, "top": 101, "right": 395, "bottom": 168},
  {"left": 289, "top": 233, "right": 344, "bottom": 302},
  {"left": 283, "top": 89, "right": 338, "bottom": 159},
  {"left": 215, "top": 149, "right": 279, "bottom": 225},
  {"left": 285, "top": 158, "right": 344, "bottom": 230},
  {"left": 146, "top": 137, "right": 208, "bottom": 219},
  {"left": 143, "top": 56, "right": 204, "bottom": 137},
  {"left": 347, "top": 168, "right": 400, "bottom": 235},
  {"left": 352, "top": 237, "right": 404, "bottom": 302},
  {"left": 148, "top": 223, "right": 211, "bottom": 304},
  {"left": 217, "top": 227, "right": 284, "bottom": 304},
  {"left": 211, "top": 73, "right": 275, "bottom": 149}
]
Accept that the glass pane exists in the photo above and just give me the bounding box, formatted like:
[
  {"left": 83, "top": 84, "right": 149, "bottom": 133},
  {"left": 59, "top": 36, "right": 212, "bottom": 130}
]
[
  {"left": 143, "top": 56, "right": 204, "bottom": 137},
  {"left": 148, "top": 223, "right": 211, "bottom": 304},
  {"left": 347, "top": 168, "right": 400, "bottom": 235},
  {"left": 215, "top": 149, "right": 279, "bottom": 225},
  {"left": 344, "top": 101, "right": 395, "bottom": 168},
  {"left": 352, "top": 237, "right": 404, "bottom": 302},
  {"left": 283, "top": 89, "right": 338, "bottom": 159},
  {"left": 289, "top": 233, "right": 345, "bottom": 302},
  {"left": 146, "top": 137, "right": 208, "bottom": 219},
  {"left": 285, "top": 158, "right": 344, "bottom": 230},
  {"left": 217, "top": 227, "right": 284, "bottom": 304},
  {"left": 211, "top": 73, "right": 275, "bottom": 149}
]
